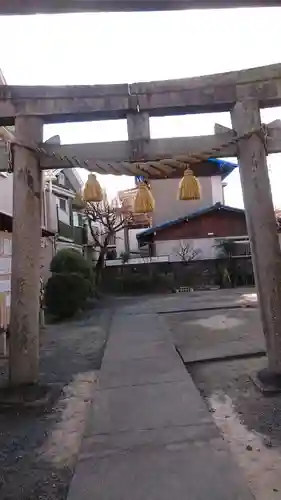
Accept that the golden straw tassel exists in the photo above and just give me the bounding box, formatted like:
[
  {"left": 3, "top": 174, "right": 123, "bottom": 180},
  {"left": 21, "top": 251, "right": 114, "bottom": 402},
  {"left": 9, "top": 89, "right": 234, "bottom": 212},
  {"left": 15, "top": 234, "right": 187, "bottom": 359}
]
[
  {"left": 178, "top": 166, "right": 201, "bottom": 201},
  {"left": 134, "top": 182, "right": 155, "bottom": 214},
  {"left": 83, "top": 174, "right": 103, "bottom": 202}
]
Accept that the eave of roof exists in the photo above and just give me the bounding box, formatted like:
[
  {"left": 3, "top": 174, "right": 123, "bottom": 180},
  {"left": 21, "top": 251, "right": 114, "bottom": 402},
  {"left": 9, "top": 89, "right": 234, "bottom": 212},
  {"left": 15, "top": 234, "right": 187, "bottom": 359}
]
[{"left": 137, "top": 202, "right": 245, "bottom": 240}]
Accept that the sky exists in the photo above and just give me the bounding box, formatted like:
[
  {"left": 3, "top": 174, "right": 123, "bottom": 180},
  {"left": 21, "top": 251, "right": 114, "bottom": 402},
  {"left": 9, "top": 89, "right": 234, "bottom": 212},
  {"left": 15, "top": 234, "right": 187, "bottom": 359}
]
[{"left": 1, "top": 6, "right": 281, "bottom": 207}]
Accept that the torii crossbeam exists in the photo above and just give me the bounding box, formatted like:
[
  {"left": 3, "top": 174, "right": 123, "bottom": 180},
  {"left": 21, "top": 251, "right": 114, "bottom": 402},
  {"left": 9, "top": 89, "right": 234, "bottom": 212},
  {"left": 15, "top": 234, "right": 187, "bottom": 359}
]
[{"left": 0, "top": 1, "right": 279, "bottom": 15}]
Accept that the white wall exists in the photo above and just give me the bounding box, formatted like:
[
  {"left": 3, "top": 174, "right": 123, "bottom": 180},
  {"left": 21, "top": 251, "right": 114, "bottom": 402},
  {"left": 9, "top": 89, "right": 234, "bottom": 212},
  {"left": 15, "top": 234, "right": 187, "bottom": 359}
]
[
  {"left": 211, "top": 177, "right": 224, "bottom": 204},
  {"left": 115, "top": 228, "right": 140, "bottom": 257},
  {"left": 150, "top": 176, "right": 220, "bottom": 227},
  {"left": 0, "top": 173, "right": 13, "bottom": 215},
  {"left": 40, "top": 237, "right": 56, "bottom": 281},
  {"left": 45, "top": 191, "right": 58, "bottom": 233},
  {"left": 0, "top": 174, "right": 59, "bottom": 233},
  {"left": 155, "top": 238, "right": 217, "bottom": 261},
  {"left": 56, "top": 196, "right": 70, "bottom": 225},
  {"left": 129, "top": 228, "right": 140, "bottom": 253},
  {"left": 0, "top": 233, "right": 55, "bottom": 293}
]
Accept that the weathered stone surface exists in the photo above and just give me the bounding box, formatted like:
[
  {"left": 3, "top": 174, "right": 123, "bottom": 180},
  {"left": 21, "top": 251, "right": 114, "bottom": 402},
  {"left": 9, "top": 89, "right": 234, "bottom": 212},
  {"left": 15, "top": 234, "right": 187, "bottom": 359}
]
[
  {"left": 0, "top": 1, "right": 275, "bottom": 15},
  {"left": 86, "top": 380, "right": 212, "bottom": 435},
  {"left": 99, "top": 355, "right": 187, "bottom": 389},
  {"left": 68, "top": 427, "right": 254, "bottom": 500},
  {"left": 1, "top": 64, "right": 281, "bottom": 123}
]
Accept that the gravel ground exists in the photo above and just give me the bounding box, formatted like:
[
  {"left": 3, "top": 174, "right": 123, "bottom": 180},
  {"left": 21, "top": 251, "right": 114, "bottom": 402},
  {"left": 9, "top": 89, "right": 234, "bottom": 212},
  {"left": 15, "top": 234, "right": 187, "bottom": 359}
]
[
  {"left": 189, "top": 356, "right": 281, "bottom": 499},
  {"left": 189, "top": 356, "right": 281, "bottom": 447},
  {"left": 0, "top": 306, "right": 112, "bottom": 500}
]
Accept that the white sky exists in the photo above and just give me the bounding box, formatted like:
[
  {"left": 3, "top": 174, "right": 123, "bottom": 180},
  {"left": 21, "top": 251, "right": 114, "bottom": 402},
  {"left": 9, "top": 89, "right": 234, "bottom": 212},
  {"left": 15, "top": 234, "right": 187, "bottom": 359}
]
[{"left": 1, "top": 7, "right": 281, "bottom": 206}]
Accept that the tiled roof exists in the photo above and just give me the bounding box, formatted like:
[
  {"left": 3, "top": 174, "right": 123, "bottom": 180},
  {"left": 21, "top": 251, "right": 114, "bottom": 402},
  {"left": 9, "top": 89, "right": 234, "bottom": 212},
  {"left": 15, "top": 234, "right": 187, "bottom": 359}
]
[{"left": 137, "top": 202, "right": 245, "bottom": 241}]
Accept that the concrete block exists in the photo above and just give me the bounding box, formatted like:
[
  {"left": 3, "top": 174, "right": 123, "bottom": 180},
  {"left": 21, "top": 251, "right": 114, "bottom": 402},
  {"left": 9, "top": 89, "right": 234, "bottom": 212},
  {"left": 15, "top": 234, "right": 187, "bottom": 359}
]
[
  {"left": 86, "top": 380, "right": 212, "bottom": 435},
  {"left": 100, "top": 355, "right": 187, "bottom": 389},
  {"left": 68, "top": 429, "right": 254, "bottom": 500},
  {"left": 104, "top": 339, "right": 176, "bottom": 362}
]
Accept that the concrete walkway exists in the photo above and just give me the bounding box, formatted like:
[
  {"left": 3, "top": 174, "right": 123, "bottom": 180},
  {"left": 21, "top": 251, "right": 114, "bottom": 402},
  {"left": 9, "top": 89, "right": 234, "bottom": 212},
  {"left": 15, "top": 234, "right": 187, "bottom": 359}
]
[{"left": 67, "top": 309, "right": 255, "bottom": 500}]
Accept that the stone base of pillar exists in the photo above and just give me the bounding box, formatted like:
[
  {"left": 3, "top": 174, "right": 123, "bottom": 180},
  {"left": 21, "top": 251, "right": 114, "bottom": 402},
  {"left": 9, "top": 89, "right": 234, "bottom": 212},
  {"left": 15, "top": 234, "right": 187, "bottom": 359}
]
[
  {"left": 251, "top": 367, "right": 281, "bottom": 394},
  {"left": 0, "top": 383, "right": 58, "bottom": 409}
]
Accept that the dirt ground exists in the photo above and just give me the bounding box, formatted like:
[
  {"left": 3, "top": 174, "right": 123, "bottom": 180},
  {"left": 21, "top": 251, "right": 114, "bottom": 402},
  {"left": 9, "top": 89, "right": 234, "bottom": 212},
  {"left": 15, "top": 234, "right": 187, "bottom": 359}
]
[
  {"left": 0, "top": 306, "right": 112, "bottom": 500},
  {"left": 189, "top": 356, "right": 281, "bottom": 499}
]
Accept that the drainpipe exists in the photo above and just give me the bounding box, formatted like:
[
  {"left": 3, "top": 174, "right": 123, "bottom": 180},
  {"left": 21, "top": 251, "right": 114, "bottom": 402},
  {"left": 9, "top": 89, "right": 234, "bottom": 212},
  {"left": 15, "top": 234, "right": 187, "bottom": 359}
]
[
  {"left": 222, "top": 182, "right": 227, "bottom": 205},
  {"left": 124, "top": 225, "right": 130, "bottom": 254}
]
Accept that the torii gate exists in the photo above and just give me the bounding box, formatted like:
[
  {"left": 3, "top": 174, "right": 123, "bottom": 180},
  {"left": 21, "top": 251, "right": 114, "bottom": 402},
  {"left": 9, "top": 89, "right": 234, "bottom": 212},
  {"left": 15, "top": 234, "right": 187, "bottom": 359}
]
[
  {"left": 1, "top": 63, "right": 281, "bottom": 388},
  {"left": 0, "top": 1, "right": 278, "bottom": 14}
]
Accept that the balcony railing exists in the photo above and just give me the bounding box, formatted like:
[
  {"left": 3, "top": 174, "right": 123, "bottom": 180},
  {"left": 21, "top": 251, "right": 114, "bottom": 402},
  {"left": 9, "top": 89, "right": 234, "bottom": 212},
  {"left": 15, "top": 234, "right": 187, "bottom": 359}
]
[
  {"left": 58, "top": 221, "right": 87, "bottom": 246},
  {"left": 74, "top": 226, "right": 87, "bottom": 246},
  {"left": 58, "top": 221, "right": 73, "bottom": 240}
]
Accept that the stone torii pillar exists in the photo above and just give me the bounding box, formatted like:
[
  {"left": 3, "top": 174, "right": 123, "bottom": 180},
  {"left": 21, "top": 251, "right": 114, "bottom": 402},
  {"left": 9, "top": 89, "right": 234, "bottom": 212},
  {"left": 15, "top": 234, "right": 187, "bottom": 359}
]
[
  {"left": 126, "top": 109, "right": 151, "bottom": 253},
  {"left": 9, "top": 116, "right": 43, "bottom": 386},
  {"left": 231, "top": 100, "right": 281, "bottom": 385}
]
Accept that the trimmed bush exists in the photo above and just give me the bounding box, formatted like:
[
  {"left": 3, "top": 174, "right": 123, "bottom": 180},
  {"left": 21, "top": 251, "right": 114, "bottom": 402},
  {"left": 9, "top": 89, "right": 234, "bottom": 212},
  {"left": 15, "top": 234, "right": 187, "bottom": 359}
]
[
  {"left": 50, "top": 248, "right": 92, "bottom": 278},
  {"left": 45, "top": 272, "right": 89, "bottom": 319},
  {"left": 113, "top": 272, "right": 174, "bottom": 295},
  {"left": 50, "top": 248, "right": 94, "bottom": 295}
]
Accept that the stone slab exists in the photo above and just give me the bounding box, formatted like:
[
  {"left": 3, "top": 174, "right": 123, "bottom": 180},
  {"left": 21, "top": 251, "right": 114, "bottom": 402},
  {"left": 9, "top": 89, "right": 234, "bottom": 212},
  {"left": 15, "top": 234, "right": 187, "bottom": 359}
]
[
  {"left": 86, "top": 380, "right": 212, "bottom": 435},
  {"left": 117, "top": 288, "right": 258, "bottom": 316},
  {"left": 79, "top": 423, "right": 221, "bottom": 460},
  {"left": 68, "top": 427, "right": 255, "bottom": 500},
  {"left": 103, "top": 313, "right": 171, "bottom": 362},
  {"left": 100, "top": 355, "right": 187, "bottom": 389},
  {"left": 165, "top": 307, "right": 265, "bottom": 363},
  {"left": 104, "top": 339, "right": 176, "bottom": 362}
]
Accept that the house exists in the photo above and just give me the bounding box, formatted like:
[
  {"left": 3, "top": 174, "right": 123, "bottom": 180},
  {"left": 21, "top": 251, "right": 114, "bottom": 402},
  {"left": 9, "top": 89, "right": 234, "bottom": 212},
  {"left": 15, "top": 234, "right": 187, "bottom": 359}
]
[
  {"left": 0, "top": 166, "right": 89, "bottom": 331},
  {"left": 0, "top": 206, "right": 56, "bottom": 332},
  {"left": 149, "top": 158, "right": 236, "bottom": 226},
  {"left": 0, "top": 167, "right": 88, "bottom": 274},
  {"left": 45, "top": 168, "right": 88, "bottom": 253},
  {"left": 137, "top": 202, "right": 250, "bottom": 261},
  {"left": 105, "top": 159, "right": 238, "bottom": 262},
  {"left": 114, "top": 186, "right": 151, "bottom": 257},
  {"left": 0, "top": 170, "right": 58, "bottom": 275}
]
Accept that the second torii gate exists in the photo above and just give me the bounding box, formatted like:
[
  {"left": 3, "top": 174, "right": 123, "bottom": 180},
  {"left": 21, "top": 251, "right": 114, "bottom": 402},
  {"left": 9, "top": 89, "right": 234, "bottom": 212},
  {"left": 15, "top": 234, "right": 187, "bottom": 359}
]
[{"left": 1, "top": 63, "right": 281, "bottom": 388}]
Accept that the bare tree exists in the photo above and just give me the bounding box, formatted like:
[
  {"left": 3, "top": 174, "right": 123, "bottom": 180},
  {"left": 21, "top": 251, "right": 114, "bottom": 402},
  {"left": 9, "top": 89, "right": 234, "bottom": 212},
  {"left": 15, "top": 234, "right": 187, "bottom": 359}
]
[
  {"left": 176, "top": 241, "right": 201, "bottom": 265},
  {"left": 84, "top": 200, "right": 133, "bottom": 286}
]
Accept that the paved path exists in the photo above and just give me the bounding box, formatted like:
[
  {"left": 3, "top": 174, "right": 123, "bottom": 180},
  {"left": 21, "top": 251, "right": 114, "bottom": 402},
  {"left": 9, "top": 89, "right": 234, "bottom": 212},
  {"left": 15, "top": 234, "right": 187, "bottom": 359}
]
[
  {"left": 113, "top": 287, "right": 257, "bottom": 315},
  {"left": 67, "top": 307, "right": 255, "bottom": 500},
  {"left": 165, "top": 306, "right": 265, "bottom": 363}
]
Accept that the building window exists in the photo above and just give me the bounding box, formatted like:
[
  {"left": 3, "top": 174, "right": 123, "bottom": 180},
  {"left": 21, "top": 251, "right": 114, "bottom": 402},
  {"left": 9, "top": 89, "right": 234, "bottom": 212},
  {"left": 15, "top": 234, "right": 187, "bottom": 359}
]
[
  {"left": 73, "top": 211, "right": 84, "bottom": 227},
  {"left": 215, "top": 238, "right": 251, "bottom": 258},
  {"left": 58, "top": 172, "right": 65, "bottom": 186},
  {"left": 59, "top": 197, "right": 67, "bottom": 212},
  {"left": 231, "top": 239, "right": 251, "bottom": 257}
]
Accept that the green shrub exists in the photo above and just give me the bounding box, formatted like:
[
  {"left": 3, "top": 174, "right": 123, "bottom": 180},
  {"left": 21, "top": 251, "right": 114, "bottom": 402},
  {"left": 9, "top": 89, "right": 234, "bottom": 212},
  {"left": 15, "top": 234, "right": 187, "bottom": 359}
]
[
  {"left": 154, "top": 272, "right": 175, "bottom": 291},
  {"left": 45, "top": 272, "right": 89, "bottom": 319},
  {"left": 50, "top": 248, "right": 94, "bottom": 295},
  {"left": 113, "top": 272, "right": 174, "bottom": 295}
]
